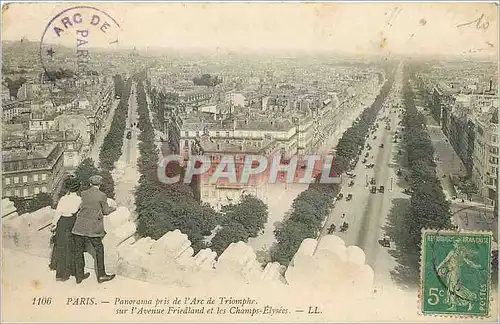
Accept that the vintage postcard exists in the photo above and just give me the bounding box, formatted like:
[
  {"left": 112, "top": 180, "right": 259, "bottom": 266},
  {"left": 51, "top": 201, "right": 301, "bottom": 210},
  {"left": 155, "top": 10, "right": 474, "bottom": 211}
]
[{"left": 1, "top": 1, "right": 498, "bottom": 322}]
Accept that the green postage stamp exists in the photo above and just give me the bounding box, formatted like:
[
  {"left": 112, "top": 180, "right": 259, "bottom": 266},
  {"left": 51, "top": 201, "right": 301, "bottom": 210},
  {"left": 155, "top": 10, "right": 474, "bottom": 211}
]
[{"left": 420, "top": 229, "right": 493, "bottom": 317}]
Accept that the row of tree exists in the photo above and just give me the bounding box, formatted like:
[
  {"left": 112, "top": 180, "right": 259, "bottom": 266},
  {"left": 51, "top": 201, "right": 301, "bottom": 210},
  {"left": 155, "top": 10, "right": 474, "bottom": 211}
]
[
  {"left": 271, "top": 70, "right": 396, "bottom": 266},
  {"left": 98, "top": 78, "right": 133, "bottom": 171},
  {"left": 133, "top": 72, "right": 269, "bottom": 254},
  {"left": 397, "top": 65, "right": 452, "bottom": 269},
  {"left": 113, "top": 75, "right": 125, "bottom": 98},
  {"left": 133, "top": 73, "right": 220, "bottom": 252}
]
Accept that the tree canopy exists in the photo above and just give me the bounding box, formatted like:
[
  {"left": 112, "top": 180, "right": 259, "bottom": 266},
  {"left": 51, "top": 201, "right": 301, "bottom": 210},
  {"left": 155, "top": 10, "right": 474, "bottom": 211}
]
[
  {"left": 209, "top": 195, "right": 269, "bottom": 255},
  {"left": 193, "top": 74, "right": 222, "bottom": 87},
  {"left": 12, "top": 192, "right": 53, "bottom": 215},
  {"left": 99, "top": 76, "right": 132, "bottom": 170},
  {"left": 133, "top": 72, "right": 221, "bottom": 252},
  {"left": 388, "top": 64, "right": 453, "bottom": 280}
]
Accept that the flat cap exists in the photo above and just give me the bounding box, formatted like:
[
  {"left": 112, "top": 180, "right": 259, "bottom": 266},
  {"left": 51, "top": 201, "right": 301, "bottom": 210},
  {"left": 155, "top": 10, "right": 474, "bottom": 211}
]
[{"left": 89, "top": 175, "right": 103, "bottom": 186}]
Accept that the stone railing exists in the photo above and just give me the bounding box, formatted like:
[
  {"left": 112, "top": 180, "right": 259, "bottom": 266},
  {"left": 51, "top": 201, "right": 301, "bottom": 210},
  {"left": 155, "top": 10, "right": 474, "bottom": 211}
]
[{"left": 2, "top": 198, "right": 373, "bottom": 295}]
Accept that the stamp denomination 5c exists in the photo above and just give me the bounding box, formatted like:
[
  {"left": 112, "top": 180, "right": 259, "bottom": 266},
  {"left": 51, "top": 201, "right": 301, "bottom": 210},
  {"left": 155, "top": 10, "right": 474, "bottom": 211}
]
[{"left": 420, "top": 229, "right": 492, "bottom": 317}]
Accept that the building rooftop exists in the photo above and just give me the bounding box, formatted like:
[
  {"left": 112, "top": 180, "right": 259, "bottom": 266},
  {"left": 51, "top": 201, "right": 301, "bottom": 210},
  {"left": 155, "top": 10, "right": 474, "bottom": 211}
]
[
  {"left": 2, "top": 144, "right": 59, "bottom": 162},
  {"left": 196, "top": 135, "right": 278, "bottom": 154}
]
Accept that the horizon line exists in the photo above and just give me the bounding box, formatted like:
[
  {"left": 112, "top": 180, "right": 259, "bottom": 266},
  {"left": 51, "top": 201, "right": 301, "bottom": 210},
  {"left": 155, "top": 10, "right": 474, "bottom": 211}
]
[{"left": 3, "top": 39, "right": 498, "bottom": 60}]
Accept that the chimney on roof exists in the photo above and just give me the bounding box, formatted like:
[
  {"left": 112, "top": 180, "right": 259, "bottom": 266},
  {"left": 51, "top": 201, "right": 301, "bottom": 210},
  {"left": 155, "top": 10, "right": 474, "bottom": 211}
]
[{"left": 490, "top": 80, "right": 493, "bottom": 92}]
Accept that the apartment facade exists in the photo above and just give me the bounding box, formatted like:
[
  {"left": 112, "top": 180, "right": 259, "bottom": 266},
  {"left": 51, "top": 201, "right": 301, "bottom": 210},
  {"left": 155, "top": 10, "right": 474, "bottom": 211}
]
[
  {"left": 190, "top": 136, "right": 282, "bottom": 210},
  {"left": 2, "top": 143, "right": 65, "bottom": 199},
  {"left": 472, "top": 114, "right": 498, "bottom": 204}
]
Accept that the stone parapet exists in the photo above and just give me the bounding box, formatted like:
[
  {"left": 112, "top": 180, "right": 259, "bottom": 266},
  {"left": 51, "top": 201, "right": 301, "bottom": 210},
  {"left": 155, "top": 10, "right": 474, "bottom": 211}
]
[{"left": 2, "top": 199, "right": 374, "bottom": 292}]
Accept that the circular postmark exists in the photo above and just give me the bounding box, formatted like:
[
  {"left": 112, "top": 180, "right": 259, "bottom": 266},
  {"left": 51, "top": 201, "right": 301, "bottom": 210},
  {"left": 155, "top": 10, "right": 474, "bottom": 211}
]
[{"left": 39, "top": 6, "right": 122, "bottom": 88}]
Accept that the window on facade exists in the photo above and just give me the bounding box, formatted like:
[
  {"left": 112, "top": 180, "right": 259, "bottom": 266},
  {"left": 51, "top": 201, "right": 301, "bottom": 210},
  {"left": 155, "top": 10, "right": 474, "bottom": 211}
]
[
  {"left": 184, "top": 140, "right": 189, "bottom": 147},
  {"left": 14, "top": 177, "right": 19, "bottom": 184},
  {"left": 216, "top": 131, "right": 220, "bottom": 137},
  {"left": 5, "top": 177, "right": 10, "bottom": 185},
  {"left": 33, "top": 174, "right": 39, "bottom": 182},
  {"left": 226, "top": 132, "right": 230, "bottom": 137},
  {"left": 22, "top": 175, "right": 27, "bottom": 183},
  {"left": 42, "top": 174, "right": 47, "bottom": 181},
  {"left": 5, "top": 190, "right": 11, "bottom": 197},
  {"left": 203, "top": 190, "right": 209, "bottom": 198},
  {"left": 14, "top": 189, "right": 20, "bottom": 197},
  {"left": 23, "top": 188, "right": 28, "bottom": 197},
  {"left": 41, "top": 186, "right": 47, "bottom": 193},
  {"left": 185, "top": 131, "right": 189, "bottom": 137}
]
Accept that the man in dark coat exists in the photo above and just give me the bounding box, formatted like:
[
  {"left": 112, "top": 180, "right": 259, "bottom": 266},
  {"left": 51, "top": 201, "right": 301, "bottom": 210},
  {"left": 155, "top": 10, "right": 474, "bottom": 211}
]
[{"left": 72, "top": 175, "right": 117, "bottom": 284}]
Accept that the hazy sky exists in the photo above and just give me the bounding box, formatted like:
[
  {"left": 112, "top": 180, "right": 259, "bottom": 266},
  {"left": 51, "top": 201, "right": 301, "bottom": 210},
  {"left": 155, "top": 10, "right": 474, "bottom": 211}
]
[{"left": 2, "top": 2, "right": 498, "bottom": 56}]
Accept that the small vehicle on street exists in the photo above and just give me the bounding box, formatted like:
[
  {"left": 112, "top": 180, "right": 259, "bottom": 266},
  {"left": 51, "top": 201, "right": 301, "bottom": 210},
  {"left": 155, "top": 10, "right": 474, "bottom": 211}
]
[
  {"left": 349, "top": 180, "right": 355, "bottom": 187},
  {"left": 327, "top": 224, "right": 336, "bottom": 234},
  {"left": 403, "top": 188, "right": 413, "bottom": 195},
  {"left": 379, "top": 235, "right": 391, "bottom": 247},
  {"left": 370, "top": 178, "right": 376, "bottom": 185},
  {"left": 346, "top": 172, "right": 356, "bottom": 178},
  {"left": 339, "top": 222, "right": 349, "bottom": 232},
  {"left": 373, "top": 135, "right": 377, "bottom": 140},
  {"left": 379, "top": 143, "right": 384, "bottom": 148},
  {"left": 346, "top": 193, "right": 353, "bottom": 201},
  {"left": 362, "top": 158, "right": 367, "bottom": 164},
  {"left": 379, "top": 185, "right": 385, "bottom": 193},
  {"left": 396, "top": 169, "right": 402, "bottom": 176},
  {"left": 397, "top": 149, "right": 402, "bottom": 155},
  {"left": 365, "top": 152, "right": 369, "bottom": 158},
  {"left": 337, "top": 193, "right": 344, "bottom": 200},
  {"left": 370, "top": 185, "right": 377, "bottom": 193},
  {"left": 365, "top": 163, "right": 375, "bottom": 168},
  {"left": 126, "top": 131, "right": 132, "bottom": 139}
]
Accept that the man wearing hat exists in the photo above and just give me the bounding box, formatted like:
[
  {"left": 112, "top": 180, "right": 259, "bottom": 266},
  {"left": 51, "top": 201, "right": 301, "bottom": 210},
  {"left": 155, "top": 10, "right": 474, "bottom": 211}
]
[{"left": 72, "top": 175, "right": 117, "bottom": 284}]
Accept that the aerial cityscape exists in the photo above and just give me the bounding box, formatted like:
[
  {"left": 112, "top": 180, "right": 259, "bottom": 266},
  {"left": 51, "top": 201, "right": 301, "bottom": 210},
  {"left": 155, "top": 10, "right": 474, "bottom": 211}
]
[{"left": 1, "top": 2, "right": 498, "bottom": 322}]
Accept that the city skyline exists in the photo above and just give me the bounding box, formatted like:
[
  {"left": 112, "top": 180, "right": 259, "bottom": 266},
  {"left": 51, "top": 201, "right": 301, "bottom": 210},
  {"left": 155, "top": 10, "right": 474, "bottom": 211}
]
[{"left": 2, "top": 2, "right": 498, "bottom": 56}]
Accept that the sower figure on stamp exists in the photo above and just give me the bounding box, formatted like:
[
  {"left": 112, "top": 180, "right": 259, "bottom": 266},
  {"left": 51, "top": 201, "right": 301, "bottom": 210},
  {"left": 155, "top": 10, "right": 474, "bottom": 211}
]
[
  {"left": 72, "top": 175, "right": 117, "bottom": 284},
  {"left": 436, "top": 240, "right": 482, "bottom": 311}
]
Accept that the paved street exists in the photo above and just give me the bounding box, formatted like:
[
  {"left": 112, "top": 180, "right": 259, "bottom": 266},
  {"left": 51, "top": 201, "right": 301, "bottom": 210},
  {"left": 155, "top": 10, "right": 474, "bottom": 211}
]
[
  {"left": 112, "top": 83, "right": 141, "bottom": 214},
  {"left": 318, "top": 64, "right": 404, "bottom": 286}
]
